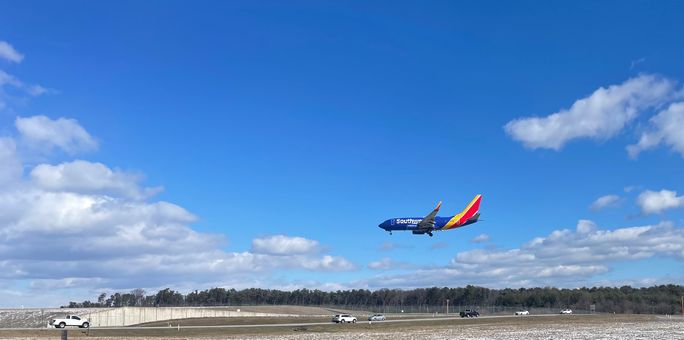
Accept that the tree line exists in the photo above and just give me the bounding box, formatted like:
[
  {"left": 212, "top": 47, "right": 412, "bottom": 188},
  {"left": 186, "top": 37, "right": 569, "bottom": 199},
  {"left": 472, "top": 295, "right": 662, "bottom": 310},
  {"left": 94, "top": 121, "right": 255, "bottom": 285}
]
[{"left": 65, "top": 284, "right": 684, "bottom": 314}]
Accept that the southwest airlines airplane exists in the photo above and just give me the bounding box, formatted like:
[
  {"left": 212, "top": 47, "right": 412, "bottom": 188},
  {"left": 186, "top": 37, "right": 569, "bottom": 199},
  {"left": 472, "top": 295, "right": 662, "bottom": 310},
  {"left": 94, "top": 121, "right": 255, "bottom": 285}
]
[{"left": 378, "top": 194, "right": 482, "bottom": 237}]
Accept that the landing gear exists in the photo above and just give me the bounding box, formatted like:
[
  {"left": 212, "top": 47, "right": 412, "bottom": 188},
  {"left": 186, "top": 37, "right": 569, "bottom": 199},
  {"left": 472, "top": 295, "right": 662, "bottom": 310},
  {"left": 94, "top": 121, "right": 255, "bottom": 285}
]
[
  {"left": 428, "top": 232, "right": 433, "bottom": 237},
  {"left": 389, "top": 231, "right": 392, "bottom": 235}
]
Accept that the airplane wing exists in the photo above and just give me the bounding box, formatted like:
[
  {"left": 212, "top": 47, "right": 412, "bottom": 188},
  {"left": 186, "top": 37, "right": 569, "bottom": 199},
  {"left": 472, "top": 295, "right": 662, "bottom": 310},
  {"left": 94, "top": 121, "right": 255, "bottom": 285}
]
[{"left": 417, "top": 201, "right": 441, "bottom": 230}]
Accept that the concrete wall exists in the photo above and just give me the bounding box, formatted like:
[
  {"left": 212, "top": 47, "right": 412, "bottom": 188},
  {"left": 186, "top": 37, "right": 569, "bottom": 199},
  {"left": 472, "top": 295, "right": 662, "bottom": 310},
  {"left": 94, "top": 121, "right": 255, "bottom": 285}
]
[{"left": 84, "top": 307, "right": 301, "bottom": 327}]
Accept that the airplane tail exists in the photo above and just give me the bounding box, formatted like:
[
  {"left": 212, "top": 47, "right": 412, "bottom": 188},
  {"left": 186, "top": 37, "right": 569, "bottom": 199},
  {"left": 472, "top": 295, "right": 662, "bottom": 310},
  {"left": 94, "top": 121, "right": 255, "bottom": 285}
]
[{"left": 442, "top": 194, "right": 482, "bottom": 229}]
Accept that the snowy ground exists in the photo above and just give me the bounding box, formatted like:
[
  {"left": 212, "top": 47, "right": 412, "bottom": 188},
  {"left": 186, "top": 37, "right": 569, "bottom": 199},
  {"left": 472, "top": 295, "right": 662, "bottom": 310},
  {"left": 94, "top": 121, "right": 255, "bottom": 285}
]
[
  {"left": 0, "top": 309, "right": 101, "bottom": 328},
  {"left": 240, "top": 318, "right": 684, "bottom": 340},
  {"left": 0, "top": 314, "right": 681, "bottom": 339}
]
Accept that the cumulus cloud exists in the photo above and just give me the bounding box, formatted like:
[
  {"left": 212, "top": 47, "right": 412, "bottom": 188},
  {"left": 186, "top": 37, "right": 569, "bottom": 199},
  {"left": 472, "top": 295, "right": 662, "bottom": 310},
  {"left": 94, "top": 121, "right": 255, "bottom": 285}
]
[
  {"left": 0, "top": 41, "right": 23, "bottom": 63},
  {"left": 0, "top": 182, "right": 356, "bottom": 304},
  {"left": 252, "top": 235, "right": 320, "bottom": 255},
  {"left": 0, "top": 182, "right": 356, "bottom": 282},
  {"left": 505, "top": 74, "right": 678, "bottom": 150},
  {"left": 471, "top": 233, "right": 490, "bottom": 243},
  {"left": 0, "top": 118, "right": 356, "bottom": 307},
  {"left": 15, "top": 116, "right": 98, "bottom": 154},
  {"left": 637, "top": 189, "right": 684, "bottom": 214},
  {"left": 590, "top": 194, "right": 620, "bottom": 210},
  {"left": 357, "top": 220, "right": 684, "bottom": 289},
  {"left": 627, "top": 102, "right": 684, "bottom": 158},
  {"left": 30, "top": 160, "right": 162, "bottom": 200}
]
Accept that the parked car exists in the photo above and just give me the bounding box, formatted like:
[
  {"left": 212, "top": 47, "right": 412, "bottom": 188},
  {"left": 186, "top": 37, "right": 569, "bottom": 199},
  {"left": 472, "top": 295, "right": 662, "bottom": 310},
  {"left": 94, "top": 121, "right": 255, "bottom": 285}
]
[
  {"left": 368, "top": 314, "right": 386, "bottom": 321},
  {"left": 49, "top": 315, "right": 89, "bottom": 328},
  {"left": 332, "top": 314, "right": 357, "bottom": 323},
  {"left": 515, "top": 310, "right": 530, "bottom": 315},
  {"left": 560, "top": 309, "right": 573, "bottom": 314},
  {"left": 459, "top": 309, "right": 480, "bottom": 318}
]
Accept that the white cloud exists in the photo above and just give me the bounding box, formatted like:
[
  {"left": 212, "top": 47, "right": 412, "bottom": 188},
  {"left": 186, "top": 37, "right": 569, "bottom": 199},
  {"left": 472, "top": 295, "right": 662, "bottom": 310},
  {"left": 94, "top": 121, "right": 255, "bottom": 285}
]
[
  {"left": 15, "top": 116, "right": 98, "bottom": 154},
  {"left": 0, "top": 41, "right": 23, "bottom": 63},
  {"left": 505, "top": 75, "right": 678, "bottom": 150},
  {"left": 0, "top": 71, "right": 49, "bottom": 113},
  {"left": 357, "top": 220, "right": 684, "bottom": 289},
  {"left": 430, "top": 241, "right": 449, "bottom": 250},
  {"left": 304, "top": 255, "right": 355, "bottom": 271},
  {"left": 252, "top": 235, "right": 320, "bottom": 255},
  {"left": 590, "top": 194, "right": 620, "bottom": 210},
  {"left": 30, "top": 160, "right": 162, "bottom": 200},
  {"left": 0, "top": 185, "right": 356, "bottom": 299},
  {"left": 26, "top": 85, "right": 50, "bottom": 96},
  {"left": 29, "top": 277, "right": 106, "bottom": 290},
  {"left": 378, "top": 242, "right": 413, "bottom": 252},
  {"left": 575, "top": 219, "right": 597, "bottom": 234},
  {"left": 627, "top": 102, "right": 684, "bottom": 158},
  {"left": 630, "top": 57, "right": 646, "bottom": 70},
  {"left": 367, "top": 257, "right": 414, "bottom": 270},
  {"left": 624, "top": 186, "right": 638, "bottom": 193},
  {"left": 368, "top": 258, "right": 394, "bottom": 270},
  {"left": 0, "top": 120, "right": 356, "bottom": 307},
  {"left": 0, "top": 71, "right": 49, "bottom": 96},
  {"left": 0, "top": 137, "right": 22, "bottom": 184},
  {"left": 0, "top": 44, "right": 49, "bottom": 113},
  {"left": 0, "top": 70, "right": 22, "bottom": 87},
  {"left": 471, "top": 233, "right": 490, "bottom": 243},
  {"left": 637, "top": 189, "right": 684, "bottom": 214}
]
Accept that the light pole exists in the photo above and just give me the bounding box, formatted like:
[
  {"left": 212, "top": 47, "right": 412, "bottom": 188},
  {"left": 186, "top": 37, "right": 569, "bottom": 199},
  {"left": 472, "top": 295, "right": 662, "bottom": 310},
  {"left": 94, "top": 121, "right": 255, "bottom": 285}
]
[{"left": 446, "top": 299, "right": 449, "bottom": 315}]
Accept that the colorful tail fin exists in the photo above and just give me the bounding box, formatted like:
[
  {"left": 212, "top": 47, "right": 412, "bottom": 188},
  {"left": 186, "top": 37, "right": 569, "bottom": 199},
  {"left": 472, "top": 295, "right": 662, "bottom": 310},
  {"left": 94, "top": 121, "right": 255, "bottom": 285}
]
[{"left": 442, "top": 194, "right": 482, "bottom": 230}]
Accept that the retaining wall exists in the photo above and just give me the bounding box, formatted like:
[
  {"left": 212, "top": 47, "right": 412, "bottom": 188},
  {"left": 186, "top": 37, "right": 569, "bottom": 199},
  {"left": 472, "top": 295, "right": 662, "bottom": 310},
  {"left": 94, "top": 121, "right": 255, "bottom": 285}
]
[{"left": 84, "top": 307, "right": 300, "bottom": 327}]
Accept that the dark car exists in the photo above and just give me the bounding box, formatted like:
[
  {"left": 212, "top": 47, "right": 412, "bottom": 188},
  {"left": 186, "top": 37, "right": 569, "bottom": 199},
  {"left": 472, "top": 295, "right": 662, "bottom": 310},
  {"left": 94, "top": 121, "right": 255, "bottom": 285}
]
[{"left": 459, "top": 309, "right": 480, "bottom": 318}]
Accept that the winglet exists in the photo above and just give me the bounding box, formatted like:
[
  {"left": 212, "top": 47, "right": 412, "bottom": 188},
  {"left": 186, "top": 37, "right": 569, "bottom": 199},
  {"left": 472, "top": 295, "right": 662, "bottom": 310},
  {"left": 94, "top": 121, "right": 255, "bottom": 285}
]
[{"left": 435, "top": 201, "right": 442, "bottom": 211}]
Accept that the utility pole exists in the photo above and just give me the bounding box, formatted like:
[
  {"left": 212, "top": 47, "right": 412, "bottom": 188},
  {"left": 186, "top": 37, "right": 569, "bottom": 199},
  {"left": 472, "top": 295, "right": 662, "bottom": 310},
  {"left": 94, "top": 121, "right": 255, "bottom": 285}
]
[
  {"left": 446, "top": 299, "right": 449, "bottom": 315},
  {"left": 681, "top": 296, "right": 683, "bottom": 317}
]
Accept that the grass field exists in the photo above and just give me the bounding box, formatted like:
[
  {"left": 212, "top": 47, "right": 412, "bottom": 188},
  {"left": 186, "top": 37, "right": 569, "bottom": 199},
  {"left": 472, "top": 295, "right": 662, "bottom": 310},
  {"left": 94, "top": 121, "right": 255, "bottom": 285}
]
[{"left": 0, "top": 314, "right": 682, "bottom": 339}]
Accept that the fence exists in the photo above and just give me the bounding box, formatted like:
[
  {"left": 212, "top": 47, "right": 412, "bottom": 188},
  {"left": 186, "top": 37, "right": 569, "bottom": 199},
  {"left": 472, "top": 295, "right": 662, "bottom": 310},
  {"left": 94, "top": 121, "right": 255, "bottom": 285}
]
[{"left": 320, "top": 304, "right": 589, "bottom": 315}]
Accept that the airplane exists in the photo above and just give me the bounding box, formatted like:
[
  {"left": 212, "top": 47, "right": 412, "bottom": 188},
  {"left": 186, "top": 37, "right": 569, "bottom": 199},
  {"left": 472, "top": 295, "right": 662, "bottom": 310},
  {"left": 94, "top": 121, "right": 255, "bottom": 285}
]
[{"left": 378, "top": 194, "right": 482, "bottom": 237}]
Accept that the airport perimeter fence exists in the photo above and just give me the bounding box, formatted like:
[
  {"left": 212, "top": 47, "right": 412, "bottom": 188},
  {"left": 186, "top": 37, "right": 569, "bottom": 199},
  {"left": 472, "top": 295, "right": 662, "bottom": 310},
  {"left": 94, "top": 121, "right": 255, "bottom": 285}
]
[{"left": 320, "top": 304, "right": 590, "bottom": 315}]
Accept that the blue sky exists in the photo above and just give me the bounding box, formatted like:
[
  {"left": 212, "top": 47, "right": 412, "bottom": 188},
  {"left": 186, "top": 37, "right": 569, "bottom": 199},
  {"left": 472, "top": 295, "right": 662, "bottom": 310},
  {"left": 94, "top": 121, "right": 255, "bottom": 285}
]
[{"left": 1, "top": 1, "right": 683, "bottom": 307}]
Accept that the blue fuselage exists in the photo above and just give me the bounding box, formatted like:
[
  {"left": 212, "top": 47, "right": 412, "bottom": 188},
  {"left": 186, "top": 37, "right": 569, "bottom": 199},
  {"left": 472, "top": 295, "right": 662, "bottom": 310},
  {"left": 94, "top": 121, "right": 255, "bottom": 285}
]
[{"left": 378, "top": 217, "right": 453, "bottom": 232}]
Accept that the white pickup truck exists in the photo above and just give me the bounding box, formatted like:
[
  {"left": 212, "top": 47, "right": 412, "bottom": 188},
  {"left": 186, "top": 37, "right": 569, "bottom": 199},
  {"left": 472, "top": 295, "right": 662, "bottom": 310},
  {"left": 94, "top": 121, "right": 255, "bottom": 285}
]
[{"left": 49, "top": 315, "right": 89, "bottom": 328}]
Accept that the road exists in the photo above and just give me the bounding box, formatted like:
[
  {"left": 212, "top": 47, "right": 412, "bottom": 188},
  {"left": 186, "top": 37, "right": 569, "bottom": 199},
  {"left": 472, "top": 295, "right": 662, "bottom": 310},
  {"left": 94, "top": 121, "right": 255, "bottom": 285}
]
[{"left": 1, "top": 313, "right": 568, "bottom": 331}]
